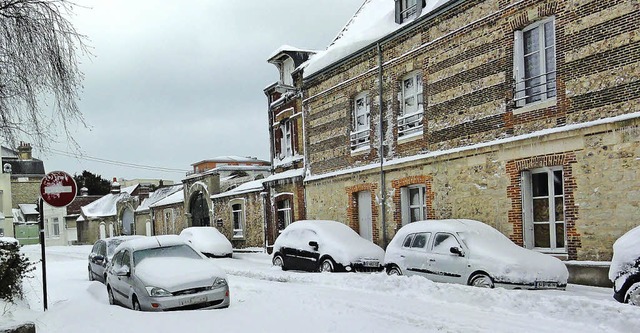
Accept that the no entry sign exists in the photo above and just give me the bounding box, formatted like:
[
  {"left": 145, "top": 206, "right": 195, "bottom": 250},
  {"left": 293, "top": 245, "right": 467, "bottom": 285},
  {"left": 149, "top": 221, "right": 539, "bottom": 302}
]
[{"left": 40, "top": 171, "right": 77, "bottom": 207}]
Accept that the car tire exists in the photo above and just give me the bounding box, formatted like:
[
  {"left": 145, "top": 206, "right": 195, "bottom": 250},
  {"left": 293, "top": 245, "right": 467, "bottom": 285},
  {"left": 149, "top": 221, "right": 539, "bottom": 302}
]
[
  {"left": 272, "top": 254, "right": 286, "bottom": 270},
  {"left": 88, "top": 267, "right": 94, "bottom": 281},
  {"left": 107, "top": 286, "right": 115, "bottom": 305},
  {"left": 626, "top": 282, "right": 640, "bottom": 306},
  {"left": 469, "top": 273, "right": 494, "bottom": 288},
  {"left": 132, "top": 296, "right": 141, "bottom": 311},
  {"left": 387, "top": 265, "right": 403, "bottom": 276},
  {"left": 319, "top": 258, "right": 335, "bottom": 273}
]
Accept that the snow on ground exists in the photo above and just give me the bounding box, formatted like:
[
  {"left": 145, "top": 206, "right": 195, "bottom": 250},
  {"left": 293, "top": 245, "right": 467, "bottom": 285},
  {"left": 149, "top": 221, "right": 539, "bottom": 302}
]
[{"left": 1, "top": 245, "right": 638, "bottom": 333}]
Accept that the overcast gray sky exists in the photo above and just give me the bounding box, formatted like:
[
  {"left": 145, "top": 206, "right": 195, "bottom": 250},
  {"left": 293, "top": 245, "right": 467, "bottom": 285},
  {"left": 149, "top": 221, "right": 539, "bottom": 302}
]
[{"left": 36, "top": 0, "right": 363, "bottom": 183}]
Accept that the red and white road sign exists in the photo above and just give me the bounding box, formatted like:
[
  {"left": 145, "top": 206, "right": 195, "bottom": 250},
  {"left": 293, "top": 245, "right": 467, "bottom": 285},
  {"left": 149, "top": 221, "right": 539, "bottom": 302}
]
[{"left": 40, "top": 171, "right": 77, "bottom": 207}]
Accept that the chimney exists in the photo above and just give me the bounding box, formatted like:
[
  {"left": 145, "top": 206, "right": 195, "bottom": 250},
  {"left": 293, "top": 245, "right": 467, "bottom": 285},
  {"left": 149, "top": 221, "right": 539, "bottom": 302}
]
[
  {"left": 80, "top": 187, "right": 89, "bottom": 196},
  {"left": 139, "top": 185, "right": 150, "bottom": 201},
  {"left": 110, "top": 177, "right": 121, "bottom": 194},
  {"left": 17, "top": 142, "right": 32, "bottom": 160}
]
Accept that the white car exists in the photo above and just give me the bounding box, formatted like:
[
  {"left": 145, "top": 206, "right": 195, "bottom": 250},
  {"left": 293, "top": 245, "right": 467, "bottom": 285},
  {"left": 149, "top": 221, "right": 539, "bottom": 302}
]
[
  {"left": 180, "top": 227, "right": 233, "bottom": 258},
  {"left": 609, "top": 225, "right": 640, "bottom": 305},
  {"left": 384, "top": 219, "right": 568, "bottom": 289},
  {"left": 106, "top": 235, "right": 230, "bottom": 311},
  {"left": 272, "top": 220, "right": 385, "bottom": 272}
]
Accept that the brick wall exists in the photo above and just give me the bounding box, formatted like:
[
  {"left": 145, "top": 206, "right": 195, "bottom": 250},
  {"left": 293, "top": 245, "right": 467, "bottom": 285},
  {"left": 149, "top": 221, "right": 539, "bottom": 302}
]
[{"left": 212, "top": 192, "right": 265, "bottom": 249}]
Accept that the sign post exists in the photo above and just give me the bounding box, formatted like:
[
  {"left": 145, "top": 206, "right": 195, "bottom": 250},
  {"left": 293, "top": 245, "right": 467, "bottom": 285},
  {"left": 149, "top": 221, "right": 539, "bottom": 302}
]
[{"left": 39, "top": 171, "right": 77, "bottom": 311}]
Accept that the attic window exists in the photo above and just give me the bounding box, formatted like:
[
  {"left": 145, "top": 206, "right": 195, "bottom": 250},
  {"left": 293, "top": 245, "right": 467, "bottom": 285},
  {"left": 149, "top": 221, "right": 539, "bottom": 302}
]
[{"left": 395, "top": 0, "right": 426, "bottom": 24}]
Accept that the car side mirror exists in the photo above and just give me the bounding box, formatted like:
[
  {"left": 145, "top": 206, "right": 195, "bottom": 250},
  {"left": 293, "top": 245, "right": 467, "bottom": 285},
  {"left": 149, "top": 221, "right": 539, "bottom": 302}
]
[
  {"left": 308, "top": 241, "right": 319, "bottom": 251},
  {"left": 450, "top": 247, "right": 464, "bottom": 257},
  {"left": 116, "top": 265, "right": 131, "bottom": 277},
  {"left": 94, "top": 255, "right": 105, "bottom": 262}
]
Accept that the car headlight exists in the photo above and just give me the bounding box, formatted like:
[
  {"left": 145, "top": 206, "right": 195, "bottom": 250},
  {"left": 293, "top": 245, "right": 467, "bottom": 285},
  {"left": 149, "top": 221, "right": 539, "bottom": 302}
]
[
  {"left": 212, "top": 277, "right": 228, "bottom": 289},
  {"left": 145, "top": 286, "right": 172, "bottom": 297}
]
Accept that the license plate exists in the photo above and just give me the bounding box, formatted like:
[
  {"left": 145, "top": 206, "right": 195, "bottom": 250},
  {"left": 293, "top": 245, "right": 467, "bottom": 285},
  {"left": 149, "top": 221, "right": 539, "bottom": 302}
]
[
  {"left": 363, "top": 261, "right": 379, "bottom": 267},
  {"left": 180, "top": 295, "right": 207, "bottom": 306},
  {"left": 535, "top": 281, "right": 558, "bottom": 289}
]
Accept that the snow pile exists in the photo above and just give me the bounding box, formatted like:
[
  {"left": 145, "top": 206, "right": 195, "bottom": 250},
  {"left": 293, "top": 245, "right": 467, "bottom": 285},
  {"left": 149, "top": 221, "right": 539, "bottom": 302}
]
[
  {"left": 81, "top": 184, "right": 138, "bottom": 218},
  {"left": 609, "top": 225, "right": 640, "bottom": 282},
  {"left": 0, "top": 236, "right": 19, "bottom": 245},
  {"left": 273, "top": 220, "right": 384, "bottom": 265},
  {"left": 180, "top": 227, "right": 232, "bottom": 257}
]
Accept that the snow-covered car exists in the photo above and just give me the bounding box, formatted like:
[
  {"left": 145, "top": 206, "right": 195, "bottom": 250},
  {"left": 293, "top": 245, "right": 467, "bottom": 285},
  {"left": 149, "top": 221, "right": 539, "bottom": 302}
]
[
  {"left": 384, "top": 219, "right": 568, "bottom": 289},
  {"left": 105, "top": 235, "right": 230, "bottom": 311},
  {"left": 609, "top": 225, "right": 640, "bottom": 305},
  {"left": 88, "top": 235, "right": 144, "bottom": 283},
  {"left": 271, "top": 220, "right": 385, "bottom": 273},
  {"left": 179, "top": 227, "right": 233, "bottom": 258}
]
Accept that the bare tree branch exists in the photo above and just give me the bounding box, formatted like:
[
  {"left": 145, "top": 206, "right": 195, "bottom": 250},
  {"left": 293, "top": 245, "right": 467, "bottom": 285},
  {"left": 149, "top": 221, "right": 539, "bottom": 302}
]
[{"left": 0, "top": 0, "right": 88, "bottom": 150}]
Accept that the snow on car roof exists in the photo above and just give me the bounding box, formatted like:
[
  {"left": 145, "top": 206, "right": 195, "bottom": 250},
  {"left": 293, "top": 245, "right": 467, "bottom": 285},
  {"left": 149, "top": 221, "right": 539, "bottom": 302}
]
[
  {"left": 282, "top": 220, "right": 358, "bottom": 237},
  {"left": 609, "top": 224, "right": 640, "bottom": 281},
  {"left": 116, "top": 235, "right": 188, "bottom": 252}
]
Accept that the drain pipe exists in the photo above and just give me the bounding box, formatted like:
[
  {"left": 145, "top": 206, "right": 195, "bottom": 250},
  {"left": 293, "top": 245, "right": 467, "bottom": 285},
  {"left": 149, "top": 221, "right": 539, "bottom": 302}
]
[{"left": 377, "top": 42, "right": 387, "bottom": 247}]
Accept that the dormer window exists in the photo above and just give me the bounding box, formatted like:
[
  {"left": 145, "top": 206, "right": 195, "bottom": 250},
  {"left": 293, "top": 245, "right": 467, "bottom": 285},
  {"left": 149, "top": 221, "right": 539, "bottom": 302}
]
[
  {"left": 395, "top": 0, "right": 425, "bottom": 24},
  {"left": 281, "top": 57, "right": 294, "bottom": 86}
]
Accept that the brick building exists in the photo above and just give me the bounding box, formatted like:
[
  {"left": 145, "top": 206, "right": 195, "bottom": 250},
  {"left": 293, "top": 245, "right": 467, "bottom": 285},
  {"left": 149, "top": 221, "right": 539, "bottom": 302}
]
[{"left": 278, "top": 0, "right": 639, "bottom": 261}]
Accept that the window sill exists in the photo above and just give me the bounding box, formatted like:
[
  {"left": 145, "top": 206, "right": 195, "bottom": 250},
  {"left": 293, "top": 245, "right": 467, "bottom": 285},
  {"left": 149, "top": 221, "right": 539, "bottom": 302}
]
[
  {"left": 350, "top": 146, "right": 371, "bottom": 156},
  {"left": 512, "top": 97, "right": 557, "bottom": 115},
  {"left": 397, "top": 131, "right": 423, "bottom": 144}
]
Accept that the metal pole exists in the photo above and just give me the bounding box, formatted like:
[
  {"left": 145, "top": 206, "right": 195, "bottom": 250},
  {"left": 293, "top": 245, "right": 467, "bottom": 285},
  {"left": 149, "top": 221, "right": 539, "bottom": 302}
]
[
  {"left": 38, "top": 198, "right": 48, "bottom": 311},
  {"left": 377, "top": 42, "right": 387, "bottom": 247}
]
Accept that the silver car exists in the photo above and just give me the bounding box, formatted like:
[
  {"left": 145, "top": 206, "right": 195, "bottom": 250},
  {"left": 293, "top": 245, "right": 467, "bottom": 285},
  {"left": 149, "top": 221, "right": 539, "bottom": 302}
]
[{"left": 106, "top": 235, "right": 230, "bottom": 311}]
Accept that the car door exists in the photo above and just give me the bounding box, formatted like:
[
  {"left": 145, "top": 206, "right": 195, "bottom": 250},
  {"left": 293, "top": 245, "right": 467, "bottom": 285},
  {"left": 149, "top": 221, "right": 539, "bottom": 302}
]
[
  {"left": 297, "top": 228, "right": 320, "bottom": 271},
  {"left": 117, "top": 249, "right": 134, "bottom": 306},
  {"left": 108, "top": 250, "right": 125, "bottom": 303},
  {"left": 95, "top": 241, "right": 108, "bottom": 280},
  {"left": 88, "top": 241, "right": 104, "bottom": 278},
  {"left": 280, "top": 229, "right": 304, "bottom": 270},
  {"left": 402, "top": 233, "right": 432, "bottom": 277},
  {"left": 425, "top": 232, "right": 468, "bottom": 284}
]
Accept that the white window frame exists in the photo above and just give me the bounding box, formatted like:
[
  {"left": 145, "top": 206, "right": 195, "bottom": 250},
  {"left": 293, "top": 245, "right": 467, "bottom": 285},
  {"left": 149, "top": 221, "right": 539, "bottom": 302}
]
[
  {"left": 513, "top": 17, "right": 557, "bottom": 108},
  {"left": 400, "top": 184, "right": 427, "bottom": 226},
  {"left": 279, "top": 120, "right": 293, "bottom": 159},
  {"left": 231, "top": 200, "right": 245, "bottom": 239},
  {"left": 163, "top": 209, "right": 174, "bottom": 235},
  {"left": 51, "top": 217, "right": 60, "bottom": 238},
  {"left": 522, "top": 167, "right": 566, "bottom": 253},
  {"left": 276, "top": 199, "right": 292, "bottom": 231},
  {"left": 401, "top": 0, "right": 418, "bottom": 21},
  {"left": 399, "top": 71, "right": 424, "bottom": 137},
  {"left": 350, "top": 92, "right": 370, "bottom": 150}
]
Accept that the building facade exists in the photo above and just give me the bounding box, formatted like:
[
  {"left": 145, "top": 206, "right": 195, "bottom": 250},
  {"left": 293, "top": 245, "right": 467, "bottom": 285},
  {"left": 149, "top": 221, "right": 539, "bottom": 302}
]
[{"left": 291, "top": 0, "right": 639, "bottom": 261}]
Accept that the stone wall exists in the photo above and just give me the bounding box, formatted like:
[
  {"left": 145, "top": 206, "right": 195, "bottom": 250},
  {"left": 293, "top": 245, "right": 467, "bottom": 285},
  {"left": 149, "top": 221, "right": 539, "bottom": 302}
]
[
  {"left": 212, "top": 191, "right": 264, "bottom": 249},
  {"left": 10, "top": 180, "right": 40, "bottom": 208},
  {"left": 152, "top": 203, "right": 186, "bottom": 236}
]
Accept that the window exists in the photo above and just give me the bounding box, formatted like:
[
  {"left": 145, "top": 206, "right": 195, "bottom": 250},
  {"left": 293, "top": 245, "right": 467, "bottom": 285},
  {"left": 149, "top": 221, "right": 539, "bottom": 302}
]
[
  {"left": 350, "top": 92, "right": 371, "bottom": 150},
  {"left": 513, "top": 18, "right": 556, "bottom": 107},
  {"left": 432, "top": 233, "right": 461, "bottom": 255},
  {"left": 275, "top": 119, "right": 293, "bottom": 160},
  {"left": 164, "top": 209, "right": 174, "bottom": 235},
  {"left": 395, "top": 0, "right": 425, "bottom": 23},
  {"left": 51, "top": 217, "right": 60, "bottom": 237},
  {"left": 400, "top": 185, "right": 427, "bottom": 226},
  {"left": 277, "top": 199, "right": 292, "bottom": 231},
  {"left": 411, "top": 232, "right": 430, "bottom": 249},
  {"left": 399, "top": 72, "right": 424, "bottom": 137},
  {"left": 121, "top": 250, "right": 131, "bottom": 269},
  {"left": 522, "top": 167, "right": 565, "bottom": 251},
  {"left": 402, "top": 234, "right": 414, "bottom": 248},
  {"left": 232, "top": 203, "right": 244, "bottom": 239}
]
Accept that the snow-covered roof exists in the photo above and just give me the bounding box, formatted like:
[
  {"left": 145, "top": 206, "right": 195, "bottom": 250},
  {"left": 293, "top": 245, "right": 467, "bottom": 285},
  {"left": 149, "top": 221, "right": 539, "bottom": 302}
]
[
  {"left": 150, "top": 189, "right": 184, "bottom": 208},
  {"left": 268, "top": 44, "right": 318, "bottom": 62},
  {"left": 263, "top": 168, "right": 305, "bottom": 183},
  {"left": 191, "top": 156, "right": 269, "bottom": 166},
  {"left": 81, "top": 184, "right": 138, "bottom": 218},
  {"left": 211, "top": 179, "right": 265, "bottom": 199},
  {"left": 136, "top": 185, "right": 183, "bottom": 213},
  {"left": 303, "top": 0, "right": 450, "bottom": 76},
  {"left": 18, "top": 204, "right": 38, "bottom": 215}
]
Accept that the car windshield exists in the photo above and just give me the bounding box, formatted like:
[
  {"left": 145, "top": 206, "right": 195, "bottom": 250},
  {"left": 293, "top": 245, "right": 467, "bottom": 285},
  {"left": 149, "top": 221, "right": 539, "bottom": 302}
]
[
  {"left": 132, "top": 244, "right": 202, "bottom": 266},
  {"left": 107, "top": 239, "right": 126, "bottom": 257}
]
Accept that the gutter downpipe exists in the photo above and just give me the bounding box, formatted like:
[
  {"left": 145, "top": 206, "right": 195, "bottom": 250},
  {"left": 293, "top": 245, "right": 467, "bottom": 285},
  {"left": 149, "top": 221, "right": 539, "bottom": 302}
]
[{"left": 377, "top": 42, "right": 387, "bottom": 247}]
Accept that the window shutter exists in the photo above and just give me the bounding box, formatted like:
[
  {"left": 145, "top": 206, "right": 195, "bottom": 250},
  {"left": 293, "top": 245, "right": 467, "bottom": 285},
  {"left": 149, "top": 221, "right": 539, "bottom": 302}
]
[
  {"left": 400, "top": 187, "right": 409, "bottom": 226},
  {"left": 521, "top": 170, "right": 534, "bottom": 248},
  {"left": 394, "top": 0, "right": 402, "bottom": 24},
  {"left": 513, "top": 30, "right": 525, "bottom": 108}
]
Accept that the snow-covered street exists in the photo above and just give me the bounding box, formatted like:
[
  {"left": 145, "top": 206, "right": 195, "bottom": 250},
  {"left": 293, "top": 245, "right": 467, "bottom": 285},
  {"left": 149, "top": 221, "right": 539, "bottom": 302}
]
[{"left": 3, "top": 245, "right": 638, "bottom": 333}]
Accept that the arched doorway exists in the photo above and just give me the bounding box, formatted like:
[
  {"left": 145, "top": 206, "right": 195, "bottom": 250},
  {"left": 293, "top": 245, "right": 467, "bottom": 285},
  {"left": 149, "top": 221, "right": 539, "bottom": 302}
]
[
  {"left": 121, "top": 208, "right": 134, "bottom": 235},
  {"left": 189, "top": 191, "right": 210, "bottom": 227}
]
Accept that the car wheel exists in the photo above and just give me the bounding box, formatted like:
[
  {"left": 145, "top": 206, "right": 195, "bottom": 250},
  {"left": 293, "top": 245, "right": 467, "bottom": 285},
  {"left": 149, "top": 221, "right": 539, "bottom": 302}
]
[
  {"left": 272, "top": 254, "right": 287, "bottom": 270},
  {"left": 387, "top": 265, "right": 402, "bottom": 276},
  {"left": 469, "top": 273, "right": 494, "bottom": 288},
  {"left": 319, "top": 258, "right": 335, "bottom": 273},
  {"left": 132, "top": 296, "right": 141, "bottom": 311},
  {"left": 626, "top": 282, "right": 640, "bottom": 306},
  {"left": 107, "top": 286, "right": 115, "bottom": 305},
  {"left": 88, "top": 267, "right": 94, "bottom": 281}
]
